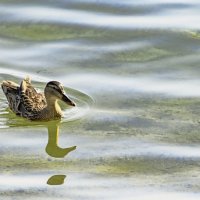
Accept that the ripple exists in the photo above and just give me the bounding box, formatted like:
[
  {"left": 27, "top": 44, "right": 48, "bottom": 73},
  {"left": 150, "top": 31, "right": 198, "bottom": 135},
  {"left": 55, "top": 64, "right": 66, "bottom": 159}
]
[
  {"left": 72, "top": 0, "right": 200, "bottom": 5},
  {"left": 1, "top": 173, "right": 200, "bottom": 200},
  {"left": 1, "top": 4, "right": 200, "bottom": 29},
  {"left": 0, "top": 39, "right": 149, "bottom": 67},
  {"left": 61, "top": 73, "right": 200, "bottom": 97},
  {"left": 62, "top": 86, "right": 93, "bottom": 122},
  {"left": 0, "top": 1, "right": 200, "bottom": 199}
]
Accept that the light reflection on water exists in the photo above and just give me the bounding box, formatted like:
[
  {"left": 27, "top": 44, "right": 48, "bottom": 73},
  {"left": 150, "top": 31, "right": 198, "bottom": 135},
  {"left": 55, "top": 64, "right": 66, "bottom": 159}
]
[
  {"left": 0, "top": 0, "right": 200, "bottom": 199},
  {"left": 1, "top": 5, "right": 200, "bottom": 29},
  {"left": 1, "top": 173, "right": 200, "bottom": 200},
  {"left": 0, "top": 40, "right": 150, "bottom": 68},
  {"left": 73, "top": 0, "right": 200, "bottom": 5},
  {"left": 60, "top": 73, "right": 200, "bottom": 97}
]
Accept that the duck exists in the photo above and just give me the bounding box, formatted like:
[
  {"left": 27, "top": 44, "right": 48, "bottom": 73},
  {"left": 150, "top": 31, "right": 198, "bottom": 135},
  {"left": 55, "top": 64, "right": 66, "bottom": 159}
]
[{"left": 1, "top": 77, "right": 75, "bottom": 121}]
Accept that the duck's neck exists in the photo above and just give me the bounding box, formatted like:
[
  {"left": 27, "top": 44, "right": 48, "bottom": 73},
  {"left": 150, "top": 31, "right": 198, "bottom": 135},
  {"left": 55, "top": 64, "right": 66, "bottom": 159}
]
[{"left": 45, "top": 99, "right": 62, "bottom": 119}]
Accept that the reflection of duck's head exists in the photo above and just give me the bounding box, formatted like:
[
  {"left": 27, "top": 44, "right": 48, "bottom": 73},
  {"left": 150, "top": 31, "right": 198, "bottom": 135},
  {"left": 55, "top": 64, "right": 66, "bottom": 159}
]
[
  {"left": 45, "top": 81, "right": 76, "bottom": 107},
  {"left": 47, "top": 175, "right": 66, "bottom": 185}
]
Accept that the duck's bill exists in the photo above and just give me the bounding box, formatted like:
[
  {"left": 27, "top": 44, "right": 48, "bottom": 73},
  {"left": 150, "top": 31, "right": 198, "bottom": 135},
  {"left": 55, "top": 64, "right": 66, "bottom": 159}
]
[{"left": 62, "top": 94, "right": 76, "bottom": 106}]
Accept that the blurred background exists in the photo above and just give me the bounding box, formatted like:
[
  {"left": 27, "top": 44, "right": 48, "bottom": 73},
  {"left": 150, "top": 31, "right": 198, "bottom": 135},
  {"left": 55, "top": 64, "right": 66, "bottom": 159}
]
[{"left": 0, "top": 0, "right": 200, "bottom": 199}]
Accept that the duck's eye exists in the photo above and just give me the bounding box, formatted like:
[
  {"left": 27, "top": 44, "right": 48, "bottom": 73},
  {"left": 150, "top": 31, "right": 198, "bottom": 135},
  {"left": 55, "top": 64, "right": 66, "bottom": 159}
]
[{"left": 51, "top": 86, "right": 57, "bottom": 90}]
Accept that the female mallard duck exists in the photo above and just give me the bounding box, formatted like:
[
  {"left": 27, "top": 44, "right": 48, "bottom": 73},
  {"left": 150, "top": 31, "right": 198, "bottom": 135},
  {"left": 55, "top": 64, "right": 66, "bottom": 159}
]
[{"left": 1, "top": 77, "right": 75, "bottom": 121}]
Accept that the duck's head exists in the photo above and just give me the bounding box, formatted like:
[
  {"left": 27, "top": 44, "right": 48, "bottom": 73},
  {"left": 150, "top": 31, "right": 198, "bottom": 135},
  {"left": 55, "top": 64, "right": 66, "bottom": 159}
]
[{"left": 45, "top": 81, "right": 75, "bottom": 106}]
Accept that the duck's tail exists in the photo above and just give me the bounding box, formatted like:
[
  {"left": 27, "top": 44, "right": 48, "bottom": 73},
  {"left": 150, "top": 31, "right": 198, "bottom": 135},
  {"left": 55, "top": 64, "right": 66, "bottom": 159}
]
[
  {"left": 1, "top": 80, "right": 19, "bottom": 95},
  {"left": 1, "top": 80, "right": 20, "bottom": 114}
]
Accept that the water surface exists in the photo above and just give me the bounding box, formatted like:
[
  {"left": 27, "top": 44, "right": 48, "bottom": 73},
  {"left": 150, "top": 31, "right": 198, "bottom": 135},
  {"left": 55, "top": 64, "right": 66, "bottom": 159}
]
[{"left": 0, "top": 0, "right": 200, "bottom": 199}]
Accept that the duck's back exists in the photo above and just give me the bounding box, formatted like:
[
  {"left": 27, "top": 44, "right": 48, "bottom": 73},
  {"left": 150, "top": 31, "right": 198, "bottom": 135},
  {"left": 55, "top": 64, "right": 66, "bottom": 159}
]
[{"left": 1, "top": 78, "right": 46, "bottom": 118}]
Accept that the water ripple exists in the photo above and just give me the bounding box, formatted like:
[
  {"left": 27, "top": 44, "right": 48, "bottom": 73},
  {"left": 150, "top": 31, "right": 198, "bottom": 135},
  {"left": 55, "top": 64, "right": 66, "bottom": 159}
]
[
  {"left": 62, "top": 73, "right": 200, "bottom": 97},
  {"left": 1, "top": 4, "right": 200, "bottom": 29}
]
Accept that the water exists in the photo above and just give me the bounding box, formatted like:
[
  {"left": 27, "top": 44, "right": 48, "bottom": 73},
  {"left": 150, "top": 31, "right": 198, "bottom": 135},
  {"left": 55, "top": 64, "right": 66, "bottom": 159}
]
[{"left": 0, "top": 0, "right": 200, "bottom": 199}]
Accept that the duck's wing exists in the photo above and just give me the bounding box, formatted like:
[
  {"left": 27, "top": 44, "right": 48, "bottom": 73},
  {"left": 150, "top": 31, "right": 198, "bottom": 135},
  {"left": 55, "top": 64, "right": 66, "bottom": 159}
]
[
  {"left": 18, "top": 77, "right": 46, "bottom": 114},
  {"left": 21, "top": 76, "right": 37, "bottom": 97},
  {"left": 1, "top": 80, "right": 20, "bottom": 114},
  {"left": 1, "top": 77, "right": 46, "bottom": 118}
]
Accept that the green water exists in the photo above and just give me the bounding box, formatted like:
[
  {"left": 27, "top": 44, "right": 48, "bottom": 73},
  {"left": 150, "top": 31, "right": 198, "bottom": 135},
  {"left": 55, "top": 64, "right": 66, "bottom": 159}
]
[{"left": 1, "top": 1, "right": 200, "bottom": 199}]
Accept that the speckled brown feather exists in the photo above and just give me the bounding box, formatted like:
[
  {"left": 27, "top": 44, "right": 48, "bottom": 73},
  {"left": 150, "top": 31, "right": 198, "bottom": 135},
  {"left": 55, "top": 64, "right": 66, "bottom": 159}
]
[
  {"left": 19, "top": 78, "right": 46, "bottom": 113},
  {"left": 1, "top": 80, "right": 20, "bottom": 114},
  {"left": 2, "top": 77, "right": 47, "bottom": 120}
]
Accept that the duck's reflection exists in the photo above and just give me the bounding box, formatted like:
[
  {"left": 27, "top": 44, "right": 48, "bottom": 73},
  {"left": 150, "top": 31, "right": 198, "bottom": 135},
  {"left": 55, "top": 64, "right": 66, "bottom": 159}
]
[
  {"left": 46, "top": 121, "right": 76, "bottom": 158},
  {"left": 0, "top": 107, "right": 77, "bottom": 186},
  {"left": 47, "top": 175, "right": 66, "bottom": 185},
  {"left": 45, "top": 121, "right": 76, "bottom": 186}
]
